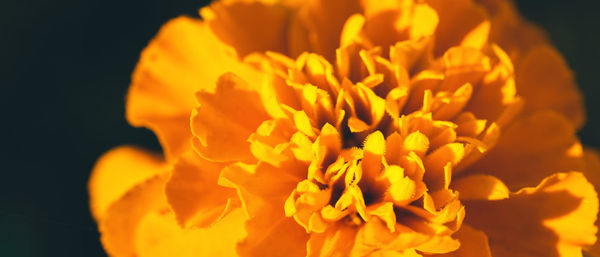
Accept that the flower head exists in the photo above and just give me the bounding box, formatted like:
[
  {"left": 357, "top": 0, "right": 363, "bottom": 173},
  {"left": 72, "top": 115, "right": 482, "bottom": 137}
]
[{"left": 90, "top": 0, "right": 600, "bottom": 256}]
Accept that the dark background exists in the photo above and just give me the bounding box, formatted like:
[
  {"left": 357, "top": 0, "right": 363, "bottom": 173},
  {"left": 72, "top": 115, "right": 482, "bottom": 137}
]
[{"left": 0, "top": 0, "right": 598, "bottom": 256}]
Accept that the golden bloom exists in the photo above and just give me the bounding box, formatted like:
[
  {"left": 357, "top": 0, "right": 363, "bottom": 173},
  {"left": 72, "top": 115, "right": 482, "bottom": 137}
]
[{"left": 89, "top": 0, "right": 600, "bottom": 256}]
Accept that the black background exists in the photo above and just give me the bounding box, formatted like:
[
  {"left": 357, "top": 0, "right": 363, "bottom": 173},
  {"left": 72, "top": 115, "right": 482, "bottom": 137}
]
[{"left": 1, "top": 0, "right": 599, "bottom": 256}]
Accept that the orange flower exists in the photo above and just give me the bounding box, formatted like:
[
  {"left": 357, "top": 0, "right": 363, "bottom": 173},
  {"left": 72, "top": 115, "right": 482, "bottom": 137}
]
[{"left": 89, "top": 0, "right": 600, "bottom": 256}]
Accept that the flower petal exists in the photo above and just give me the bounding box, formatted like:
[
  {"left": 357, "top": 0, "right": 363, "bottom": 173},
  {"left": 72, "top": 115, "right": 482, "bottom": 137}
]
[
  {"left": 99, "top": 174, "right": 169, "bottom": 257},
  {"left": 191, "top": 73, "right": 269, "bottom": 162},
  {"left": 127, "top": 17, "right": 257, "bottom": 161},
  {"left": 134, "top": 209, "right": 247, "bottom": 257},
  {"left": 432, "top": 224, "right": 492, "bottom": 257},
  {"left": 464, "top": 172, "right": 598, "bottom": 257},
  {"left": 515, "top": 45, "right": 585, "bottom": 129},
  {"left": 300, "top": 0, "right": 362, "bottom": 61},
  {"left": 482, "top": 0, "right": 548, "bottom": 63},
  {"left": 89, "top": 146, "right": 167, "bottom": 221},
  {"left": 451, "top": 174, "right": 509, "bottom": 201},
  {"left": 582, "top": 148, "right": 600, "bottom": 256},
  {"left": 201, "top": 1, "right": 289, "bottom": 57},
  {"left": 465, "top": 110, "right": 585, "bottom": 190},
  {"left": 165, "top": 151, "right": 238, "bottom": 228},
  {"left": 220, "top": 161, "right": 304, "bottom": 217},
  {"left": 306, "top": 223, "right": 358, "bottom": 257},
  {"left": 426, "top": 0, "right": 489, "bottom": 55},
  {"left": 238, "top": 202, "right": 309, "bottom": 257}
]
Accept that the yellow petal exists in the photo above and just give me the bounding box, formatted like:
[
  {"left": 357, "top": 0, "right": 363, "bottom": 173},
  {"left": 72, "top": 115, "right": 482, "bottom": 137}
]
[
  {"left": 582, "top": 148, "right": 600, "bottom": 256},
  {"left": 460, "top": 20, "right": 490, "bottom": 50},
  {"left": 409, "top": 4, "right": 439, "bottom": 40},
  {"left": 201, "top": 1, "right": 288, "bottom": 57},
  {"left": 239, "top": 202, "right": 309, "bottom": 257},
  {"left": 464, "top": 172, "right": 598, "bottom": 257},
  {"left": 434, "top": 224, "right": 492, "bottom": 257},
  {"left": 389, "top": 175, "right": 417, "bottom": 205},
  {"left": 165, "top": 151, "right": 238, "bottom": 228},
  {"left": 307, "top": 223, "right": 359, "bottom": 257},
  {"left": 99, "top": 174, "right": 169, "bottom": 257},
  {"left": 127, "top": 17, "right": 256, "bottom": 161},
  {"left": 516, "top": 45, "right": 585, "bottom": 129},
  {"left": 452, "top": 174, "right": 509, "bottom": 200},
  {"left": 89, "top": 146, "right": 167, "bottom": 221},
  {"left": 340, "top": 14, "right": 366, "bottom": 47},
  {"left": 301, "top": 0, "right": 362, "bottom": 61},
  {"left": 454, "top": 112, "right": 486, "bottom": 137},
  {"left": 414, "top": 235, "right": 460, "bottom": 254},
  {"left": 220, "top": 161, "right": 304, "bottom": 217},
  {"left": 353, "top": 218, "right": 432, "bottom": 255},
  {"left": 404, "top": 131, "right": 430, "bottom": 157},
  {"left": 484, "top": 0, "right": 548, "bottom": 64},
  {"left": 424, "top": 143, "right": 465, "bottom": 189},
  {"left": 426, "top": 0, "right": 489, "bottom": 55},
  {"left": 135, "top": 209, "right": 247, "bottom": 257},
  {"left": 368, "top": 202, "right": 398, "bottom": 233},
  {"left": 440, "top": 47, "right": 490, "bottom": 93},
  {"left": 192, "top": 73, "right": 269, "bottom": 162},
  {"left": 362, "top": 131, "right": 386, "bottom": 179},
  {"left": 294, "top": 111, "right": 318, "bottom": 137},
  {"left": 465, "top": 111, "right": 585, "bottom": 190},
  {"left": 433, "top": 83, "right": 473, "bottom": 121}
]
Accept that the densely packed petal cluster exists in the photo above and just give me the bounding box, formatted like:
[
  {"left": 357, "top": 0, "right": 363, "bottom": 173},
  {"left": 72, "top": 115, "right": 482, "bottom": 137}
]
[{"left": 89, "top": 0, "right": 600, "bottom": 256}]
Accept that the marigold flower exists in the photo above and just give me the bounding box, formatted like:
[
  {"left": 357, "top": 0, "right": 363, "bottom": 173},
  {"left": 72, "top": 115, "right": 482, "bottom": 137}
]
[{"left": 89, "top": 0, "right": 600, "bottom": 256}]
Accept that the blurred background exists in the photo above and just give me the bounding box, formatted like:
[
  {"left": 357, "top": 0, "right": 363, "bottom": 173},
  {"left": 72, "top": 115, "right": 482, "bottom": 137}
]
[{"left": 0, "top": 0, "right": 598, "bottom": 256}]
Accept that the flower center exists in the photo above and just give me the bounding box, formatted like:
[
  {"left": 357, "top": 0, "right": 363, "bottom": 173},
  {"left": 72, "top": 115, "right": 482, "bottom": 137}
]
[{"left": 248, "top": 36, "right": 517, "bottom": 240}]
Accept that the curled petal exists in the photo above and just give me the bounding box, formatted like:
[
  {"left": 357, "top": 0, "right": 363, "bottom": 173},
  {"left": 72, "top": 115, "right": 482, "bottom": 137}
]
[
  {"left": 307, "top": 223, "right": 359, "bottom": 257},
  {"left": 201, "top": 0, "right": 289, "bottom": 57},
  {"left": 465, "top": 111, "right": 585, "bottom": 190},
  {"left": 127, "top": 17, "right": 256, "bottom": 161},
  {"left": 89, "top": 146, "right": 167, "bottom": 221},
  {"left": 451, "top": 174, "right": 509, "bottom": 201},
  {"left": 464, "top": 172, "right": 598, "bottom": 257},
  {"left": 165, "top": 151, "right": 238, "bottom": 228},
  {"left": 426, "top": 0, "right": 489, "bottom": 55},
  {"left": 220, "top": 161, "right": 305, "bottom": 217},
  {"left": 99, "top": 174, "right": 169, "bottom": 257},
  {"left": 192, "top": 73, "right": 269, "bottom": 162},
  {"left": 582, "top": 148, "right": 600, "bottom": 256},
  {"left": 434, "top": 224, "right": 492, "bottom": 257},
  {"left": 301, "top": 0, "right": 362, "bottom": 61},
  {"left": 516, "top": 45, "right": 585, "bottom": 129}
]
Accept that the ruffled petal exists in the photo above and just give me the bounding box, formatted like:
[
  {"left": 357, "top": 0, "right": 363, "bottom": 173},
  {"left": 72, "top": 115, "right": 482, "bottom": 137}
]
[
  {"left": 217, "top": 159, "right": 308, "bottom": 256},
  {"left": 220, "top": 161, "right": 304, "bottom": 217},
  {"left": 300, "top": 0, "right": 362, "bottom": 61},
  {"left": 582, "top": 148, "right": 600, "bottom": 257},
  {"left": 201, "top": 0, "right": 289, "bottom": 57},
  {"left": 464, "top": 110, "right": 585, "bottom": 190},
  {"left": 238, "top": 202, "right": 309, "bottom": 257},
  {"left": 165, "top": 151, "right": 238, "bottom": 228},
  {"left": 431, "top": 224, "right": 492, "bottom": 257},
  {"left": 479, "top": 0, "right": 548, "bottom": 63},
  {"left": 89, "top": 146, "right": 167, "bottom": 221},
  {"left": 191, "top": 73, "right": 269, "bottom": 162},
  {"left": 360, "top": 0, "right": 439, "bottom": 50},
  {"left": 425, "top": 0, "right": 489, "bottom": 55},
  {"left": 99, "top": 174, "right": 169, "bottom": 257},
  {"left": 134, "top": 209, "right": 247, "bottom": 257},
  {"left": 464, "top": 172, "right": 598, "bottom": 257},
  {"left": 515, "top": 45, "right": 586, "bottom": 129},
  {"left": 307, "top": 223, "right": 358, "bottom": 257},
  {"left": 127, "top": 17, "right": 257, "bottom": 161}
]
